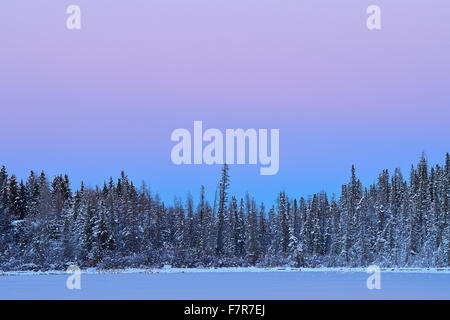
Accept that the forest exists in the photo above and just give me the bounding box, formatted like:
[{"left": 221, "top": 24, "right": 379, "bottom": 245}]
[{"left": 0, "top": 153, "right": 448, "bottom": 271}]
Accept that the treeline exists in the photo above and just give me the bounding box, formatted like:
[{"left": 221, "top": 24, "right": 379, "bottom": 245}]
[{"left": 0, "top": 153, "right": 448, "bottom": 271}]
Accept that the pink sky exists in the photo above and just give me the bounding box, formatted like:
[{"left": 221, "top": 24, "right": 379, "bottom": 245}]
[{"left": 1, "top": 1, "right": 449, "bottom": 201}]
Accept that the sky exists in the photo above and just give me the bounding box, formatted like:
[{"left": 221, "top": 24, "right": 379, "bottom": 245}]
[{"left": 0, "top": 0, "right": 449, "bottom": 204}]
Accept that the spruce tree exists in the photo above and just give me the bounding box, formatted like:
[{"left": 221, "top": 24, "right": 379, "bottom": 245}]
[{"left": 216, "top": 164, "right": 229, "bottom": 256}]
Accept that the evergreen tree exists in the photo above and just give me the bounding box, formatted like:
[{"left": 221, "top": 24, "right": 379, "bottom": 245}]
[{"left": 216, "top": 164, "right": 230, "bottom": 256}]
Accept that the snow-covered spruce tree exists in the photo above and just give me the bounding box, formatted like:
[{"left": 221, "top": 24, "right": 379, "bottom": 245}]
[
  {"left": 173, "top": 198, "right": 186, "bottom": 266},
  {"left": 246, "top": 196, "right": 259, "bottom": 264},
  {"left": 258, "top": 202, "right": 267, "bottom": 258},
  {"left": 215, "top": 164, "right": 229, "bottom": 258},
  {"left": 7, "top": 175, "right": 20, "bottom": 220},
  {"left": 279, "top": 192, "right": 289, "bottom": 255},
  {"left": 236, "top": 198, "right": 246, "bottom": 257},
  {"left": 265, "top": 205, "right": 278, "bottom": 266},
  {"left": 185, "top": 193, "right": 196, "bottom": 263},
  {"left": 437, "top": 153, "right": 449, "bottom": 266},
  {"left": 197, "top": 185, "right": 207, "bottom": 262},
  {"left": 287, "top": 205, "right": 300, "bottom": 267},
  {"left": 0, "top": 168, "right": 12, "bottom": 267},
  {"left": 328, "top": 196, "right": 341, "bottom": 266},
  {"left": 204, "top": 201, "right": 215, "bottom": 265}
]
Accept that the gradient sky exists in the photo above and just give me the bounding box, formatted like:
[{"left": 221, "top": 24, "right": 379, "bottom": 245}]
[{"left": 1, "top": 0, "right": 449, "bottom": 204}]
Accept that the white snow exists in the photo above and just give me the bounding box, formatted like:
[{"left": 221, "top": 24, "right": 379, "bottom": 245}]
[
  {"left": 0, "top": 268, "right": 449, "bottom": 299},
  {"left": 1, "top": 267, "right": 449, "bottom": 276}
]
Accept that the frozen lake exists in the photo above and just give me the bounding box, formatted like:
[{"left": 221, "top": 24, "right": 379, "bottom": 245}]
[{"left": 0, "top": 269, "right": 449, "bottom": 299}]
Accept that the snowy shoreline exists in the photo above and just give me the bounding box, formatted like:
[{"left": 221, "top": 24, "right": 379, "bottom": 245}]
[{"left": 1, "top": 266, "right": 449, "bottom": 276}]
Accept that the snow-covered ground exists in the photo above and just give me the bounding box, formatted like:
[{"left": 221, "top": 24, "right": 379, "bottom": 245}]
[{"left": 0, "top": 268, "right": 449, "bottom": 299}]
